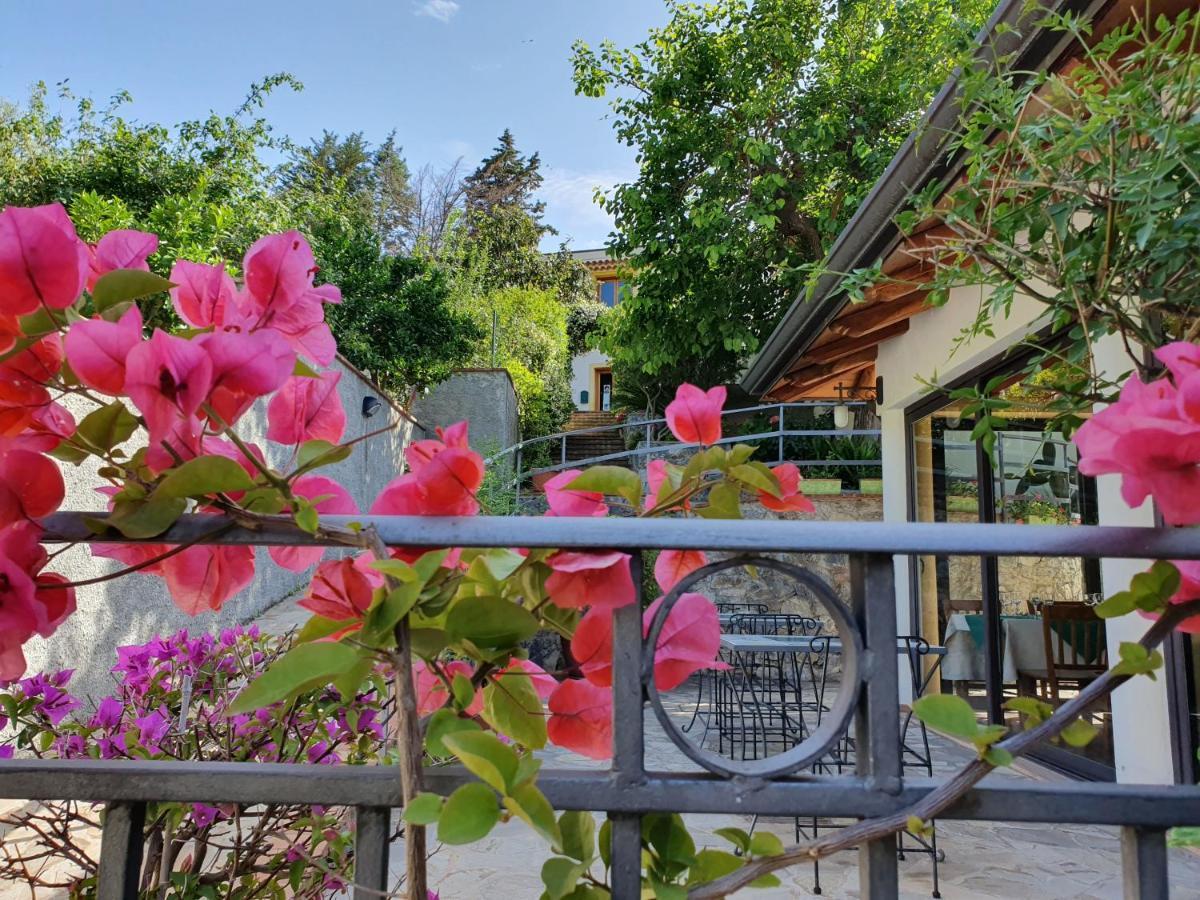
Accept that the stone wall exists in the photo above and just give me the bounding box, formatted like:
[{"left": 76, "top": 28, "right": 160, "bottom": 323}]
[
  {"left": 26, "top": 357, "right": 417, "bottom": 699},
  {"left": 412, "top": 369, "right": 520, "bottom": 461}
]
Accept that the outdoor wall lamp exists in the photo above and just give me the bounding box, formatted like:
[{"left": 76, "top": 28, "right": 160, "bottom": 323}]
[
  {"left": 833, "top": 384, "right": 851, "bottom": 429},
  {"left": 361, "top": 396, "right": 382, "bottom": 418}
]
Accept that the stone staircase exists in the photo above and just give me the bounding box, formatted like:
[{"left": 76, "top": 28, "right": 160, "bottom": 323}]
[{"left": 563, "top": 411, "right": 626, "bottom": 463}]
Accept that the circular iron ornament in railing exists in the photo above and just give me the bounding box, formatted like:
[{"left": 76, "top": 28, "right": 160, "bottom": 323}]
[{"left": 642, "top": 554, "right": 862, "bottom": 779}]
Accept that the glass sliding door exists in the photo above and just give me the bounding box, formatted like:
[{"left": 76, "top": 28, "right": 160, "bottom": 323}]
[{"left": 907, "top": 392, "right": 1113, "bottom": 778}]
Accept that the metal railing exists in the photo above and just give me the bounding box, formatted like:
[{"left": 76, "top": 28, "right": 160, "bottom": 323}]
[
  {"left": 6, "top": 513, "right": 1200, "bottom": 899},
  {"left": 483, "top": 401, "right": 882, "bottom": 496}
]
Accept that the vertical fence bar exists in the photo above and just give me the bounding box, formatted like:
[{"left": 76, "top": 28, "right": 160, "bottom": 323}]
[
  {"left": 514, "top": 446, "right": 522, "bottom": 507},
  {"left": 609, "top": 551, "right": 645, "bottom": 899},
  {"left": 777, "top": 403, "right": 785, "bottom": 464},
  {"left": 850, "top": 554, "right": 901, "bottom": 898},
  {"left": 561, "top": 435, "right": 567, "bottom": 466},
  {"left": 1121, "top": 826, "right": 1168, "bottom": 899},
  {"left": 97, "top": 802, "right": 145, "bottom": 900},
  {"left": 354, "top": 806, "right": 391, "bottom": 900}
]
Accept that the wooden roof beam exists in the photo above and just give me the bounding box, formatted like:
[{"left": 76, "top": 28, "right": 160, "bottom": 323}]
[
  {"left": 862, "top": 262, "right": 930, "bottom": 304},
  {"left": 802, "top": 319, "right": 910, "bottom": 367},
  {"left": 829, "top": 292, "right": 932, "bottom": 338},
  {"left": 781, "top": 347, "right": 877, "bottom": 389},
  {"left": 778, "top": 361, "right": 875, "bottom": 400}
]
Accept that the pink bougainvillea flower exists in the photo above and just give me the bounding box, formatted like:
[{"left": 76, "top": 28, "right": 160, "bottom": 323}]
[
  {"left": 414, "top": 659, "right": 482, "bottom": 716},
  {"left": 1074, "top": 353, "right": 1200, "bottom": 526},
  {"left": 169, "top": 260, "right": 239, "bottom": 329},
  {"left": 0, "top": 204, "right": 89, "bottom": 315},
  {"left": 571, "top": 593, "right": 726, "bottom": 691},
  {"left": 547, "top": 678, "right": 612, "bottom": 760},
  {"left": 2, "top": 335, "right": 63, "bottom": 386},
  {"left": 544, "top": 469, "right": 608, "bottom": 518},
  {"left": 159, "top": 543, "right": 255, "bottom": 615},
  {"left": 89, "top": 486, "right": 169, "bottom": 572},
  {"left": 758, "top": 463, "right": 816, "bottom": 513},
  {"left": 87, "top": 229, "right": 158, "bottom": 290},
  {"left": 665, "top": 383, "right": 726, "bottom": 445},
  {"left": 0, "top": 448, "right": 64, "bottom": 521},
  {"left": 239, "top": 232, "right": 339, "bottom": 364},
  {"left": 269, "top": 475, "right": 358, "bottom": 572},
  {"left": 200, "top": 328, "right": 295, "bottom": 426},
  {"left": 0, "top": 373, "right": 52, "bottom": 438},
  {"left": 570, "top": 608, "right": 615, "bottom": 686},
  {"left": 124, "top": 330, "right": 214, "bottom": 442},
  {"left": 64, "top": 304, "right": 143, "bottom": 396},
  {"left": 266, "top": 370, "right": 346, "bottom": 445},
  {"left": 413, "top": 448, "right": 484, "bottom": 516},
  {"left": 1159, "top": 561, "right": 1200, "bottom": 634},
  {"left": 653, "top": 549, "right": 708, "bottom": 593},
  {"left": 0, "top": 523, "right": 76, "bottom": 681},
  {"left": 642, "top": 593, "right": 727, "bottom": 690},
  {"left": 297, "top": 556, "right": 382, "bottom": 623},
  {"left": 494, "top": 657, "right": 556, "bottom": 699},
  {"left": 644, "top": 459, "right": 679, "bottom": 510},
  {"left": 545, "top": 550, "right": 635, "bottom": 611},
  {"left": 405, "top": 421, "right": 469, "bottom": 473}
]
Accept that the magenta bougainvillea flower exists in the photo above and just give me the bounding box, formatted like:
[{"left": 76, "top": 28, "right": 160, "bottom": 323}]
[
  {"left": 0, "top": 203, "right": 89, "bottom": 315},
  {"left": 124, "top": 329, "right": 215, "bottom": 442},
  {"left": 544, "top": 468, "right": 608, "bottom": 518},
  {"left": 86, "top": 229, "right": 158, "bottom": 290},
  {"left": 1074, "top": 342, "right": 1200, "bottom": 525},
  {"left": 758, "top": 463, "right": 816, "bottom": 513},
  {"left": 545, "top": 550, "right": 635, "bottom": 611},
  {"left": 64, "top": 303, "right": 143, "bottom": 396},
  {"left": 664, "top": 382, "right": 726, "bottom": 445},
  {"left": 266, "top": 370, "right": 346, "bottom": 445}
]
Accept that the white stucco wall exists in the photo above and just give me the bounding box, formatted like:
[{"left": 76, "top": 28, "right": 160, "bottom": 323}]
[
  {"left": 570, "top": 349, "right": 610, "bottom": 411},
  {"left": 872, "top": 287, "right": 1174, "bottom": 783},
  {"left": 24, "top": 358, "right": 416, "bottom": 699}
]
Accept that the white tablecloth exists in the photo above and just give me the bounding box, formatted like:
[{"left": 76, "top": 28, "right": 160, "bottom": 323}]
[{"left": 941, "top": 613, "right": 1045, "bottom": 682}]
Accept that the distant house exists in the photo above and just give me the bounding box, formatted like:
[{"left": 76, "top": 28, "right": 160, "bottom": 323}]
[
  {"left": 567, "top": 248, "right": 628, "bottom": 413},
  {"left": 741, "top": 0, "right": 1198, "bottom": 786}
]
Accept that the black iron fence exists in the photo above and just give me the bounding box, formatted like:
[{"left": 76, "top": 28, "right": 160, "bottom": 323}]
[{"left": 5, "top": 514, "right": 1200, "bottom": 899}]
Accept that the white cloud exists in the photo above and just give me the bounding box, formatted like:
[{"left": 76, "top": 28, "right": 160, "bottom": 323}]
[
  {"left": 415, "top": 0, "right": 459, "bottom": 23},
  {"left": 538, "top": 167, "right": 634, "bottom": 250}
]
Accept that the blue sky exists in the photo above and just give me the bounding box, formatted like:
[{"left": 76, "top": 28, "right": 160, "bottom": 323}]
[{"left": 0, "top": 1, "right": 667, "bottom": 250}]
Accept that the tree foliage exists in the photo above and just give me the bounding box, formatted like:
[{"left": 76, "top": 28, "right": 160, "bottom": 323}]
[{"left": 572, "top": 0, "right": 993, "bottom": 401}]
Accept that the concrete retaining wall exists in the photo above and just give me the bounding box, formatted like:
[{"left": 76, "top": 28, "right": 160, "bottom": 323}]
[
  {"left": 412, "top": 369, "right": 520, "bottom": 458},
  {"left": 24, "top": 357, "right": 417, "bottom": 699}
]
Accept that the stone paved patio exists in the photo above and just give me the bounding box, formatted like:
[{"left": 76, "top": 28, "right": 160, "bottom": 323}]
[{"left": 256, "top": 597, "right": 1200, "bottom": 898}]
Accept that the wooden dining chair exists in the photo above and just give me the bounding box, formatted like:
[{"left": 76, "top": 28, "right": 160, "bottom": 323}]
[{"left": 1033, "top": 603, "right": 1108, "bottom": 703}]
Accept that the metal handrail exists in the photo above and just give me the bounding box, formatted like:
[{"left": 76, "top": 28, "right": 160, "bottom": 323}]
[
  {"left": 483, "top": 400, "right": 881, "bottom": 495},
  {"left": 7, "top": 513, "right": 1199, "bottom": 899}
]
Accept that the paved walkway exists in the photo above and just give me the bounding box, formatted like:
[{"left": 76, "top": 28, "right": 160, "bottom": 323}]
[{"left": 254, "top": 596, "right": 1200, "bottom": 898}]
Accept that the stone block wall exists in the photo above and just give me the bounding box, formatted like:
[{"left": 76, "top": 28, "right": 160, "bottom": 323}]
[
  {"left": 25, "top": 357, "right": 417, "bottom": 698},
  {"left": 412, "top": 369, "right": 520, "bottom": 461}
]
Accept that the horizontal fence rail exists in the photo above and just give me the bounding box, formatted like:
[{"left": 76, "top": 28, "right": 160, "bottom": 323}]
[{"left": 10, "top": 513, "right": 1200, "bottom": 899}]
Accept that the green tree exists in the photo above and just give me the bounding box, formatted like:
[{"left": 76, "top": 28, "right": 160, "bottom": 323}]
[{"left": 572, "top": 0, "right": 993, "bottom": 401}]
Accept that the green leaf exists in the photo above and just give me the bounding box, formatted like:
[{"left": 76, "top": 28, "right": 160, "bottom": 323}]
[
  {"left": 1112, "top": 642, "right": 1164, "bottom": 680},
  {"left": 403, "top": 792, "right": 445, "bottom": 825},
  {"left": 410, "top": 628, "right": 449, "bottom": 658},
  {"left": 984, "top": 746, "right": 1013, "bottom": 767},
  {"left": 1095, "top": 590, "right": 1137, "bottom": 619},
  {"left": 682, "top": 446, "right": 727, "bottom": 482},
  {"left": 1060, "top": 717, "right": 1100, "bottom": 748},
  {"left": 728, "top": 463, "right": 781, "bottom": 498},
  {"left": 48, "top": 441, "right": 89, "bottom": 465},
  {"left": 643, "top": 813, "right": 696, "bottom": 871},
  {"left": 906, "top": 815, "right": 934, "bottom": 839},
  {"left": 747, "top": 873, "right": 782, "bottom": 889},
  {"left": 239, "top": 487, "right": 287, "bottom": 515},
  {"left": 437, "top": 782, "right": 499, "bottom": 845},
  {"left": 441, "top": 730, "right": 519, "bottom": 793},
  {"left": 332, "top": 656, "right": 374, "bottom": 701},
  {"left": 293, "top": 358, "right": 322, "bottom": 378},
  {"left": 105, "top": 495, "right": 187, "bottom": 539},
  {"left": 686, "top": 849, "right": 742, "bottom": 886},
  {"left": 91, "top": 269, "right": 175, "bottom": 313},
  {"left": 566, "top": 466, "right": 643, "bottom": 508},
  {"left": 912, "top": 694, "right": 981, "bottom": 740},
  {"left": 229, "top": 642, "right": 362, "bottom": 713},
  {"left": 446, "top": 596, "right": 539, "bottom": 650},
  {"left": 157, "top": 456, "right": 255, "bottom": 499},
  {"left": 424, "top": 708, "right": 481, "bottom": 758},
  {"left": 361, "top": 581, "right": 421, "bottom": 644},
  {"left": 483, "top": 675, "right": 547, "bottom": 749},
  {"left": 293, "top": 440, "right": 353, "bottom": 476},
  {"left": 541, "top": 857, "right": 587, "bottom": 900},
  {"left": 1004, "top": 696, "right": 1054, "bottom": 728},
  {"left": 556, "top": 810, "right": 596, "bottom": 863},
  {"left": 748, "top": 831, "right": 784, "bottom": 858},
  {"left": 696, "top": 480, "right": 742, "bottom": 519},
  {"left": 292, "top": 498, "right": 320, "bottom": 535},
  {"left": 296, "top": 615, "right": 357, "bottom": 644},
  {"left": 505, "top": 782, "right": 561, "bottom": 847},
  {"left": 598, "top": 818, "right": 611, "bottom": 869},
  {"left": 451, "top": 672, "right": 477, "bottom": 711},
  {"left": 713, "top": 827, "right": 751, "bottom": 854},
  {"left": 76, "top": 401, "right": 139, "bottom": 453}
]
